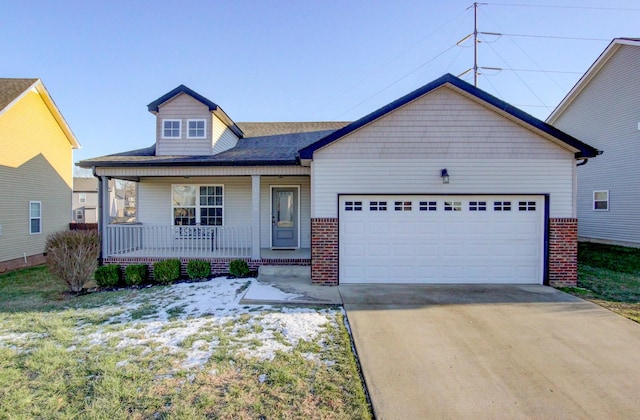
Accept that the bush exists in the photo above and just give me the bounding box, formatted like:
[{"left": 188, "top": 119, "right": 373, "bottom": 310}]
[
  {"left": 94, "top": 264, "right": 121, "bottom": 288},
  {"left": 125, "top": 264, "right": 148, "bottom": 286},
  {"left": 229, "top": 259, "right": 250, "bottom": 277},
  {"left": 153, "top": 259, "right": 181, "bottom": 285},
  {"left": 187, "top": 260, "right": 211, "bottom": 279},
  {"left": 46, "top": 230, "right": 101, "bottom": 293}
]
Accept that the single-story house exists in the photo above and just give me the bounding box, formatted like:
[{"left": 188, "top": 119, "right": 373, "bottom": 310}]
[
  {"left": 78, "top": 74, "right": 599, "bottom": 287},
  {"left": 547, "top": 38, "right": 639, "bottom": 248}
]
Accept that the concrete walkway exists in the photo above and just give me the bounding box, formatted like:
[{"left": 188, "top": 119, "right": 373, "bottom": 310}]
[{"left": 340, "top": 284, "right": 640, "bottom": 419}]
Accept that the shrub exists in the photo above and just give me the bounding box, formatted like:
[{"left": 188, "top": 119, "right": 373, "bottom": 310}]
[
  {"left": 153, "top": 259, "right": 181, "bottom": 285},
  {"left": 46, "top": 230, "right": 101, "bottom": 293},
  {"left": 229, "top": 259, "right": 250, "bottom": 278},
  {"left": 187, "top": 260, "right": 211, "bottom": 279},
  {"left": 94, "top": 264, "right": 121, "bottom": 288},
  {"left": 125, "top": 264, "right": 148, "bottom": 286}
]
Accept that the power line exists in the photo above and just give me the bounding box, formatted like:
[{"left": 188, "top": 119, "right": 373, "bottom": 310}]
[
  {"left": 490, "top": 32, "right": 610, "bottom": 42},
  {"left": 481, "top": 67, "right": 582, "bottom": 74},
  {"left": 487, "top": 2, "right": 640, "bottom": 11}
]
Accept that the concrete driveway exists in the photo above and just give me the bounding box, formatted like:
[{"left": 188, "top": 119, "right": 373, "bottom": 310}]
[{"left": 340, "top": 284, "right": 640, "bottom": 419}]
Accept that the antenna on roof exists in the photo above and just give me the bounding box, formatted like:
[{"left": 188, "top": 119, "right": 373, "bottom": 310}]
[{"left": 458, "top": 2, "right": 487, "bottom": 86}]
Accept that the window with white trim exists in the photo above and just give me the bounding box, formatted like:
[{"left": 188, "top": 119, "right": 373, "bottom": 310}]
[
  {"left": 172, "top": 185, "right": 223, "bottom": 226},
  {"left": 187, "top": 119, "right": 206, "bottom": 138},
  {"left": 79, "top": 193, "right": 86, "bottom": 203},
  {"left": 76, "top": 208, "right": 84, "bottom": 220},
  {"left": 593, "top": 190, "right": 609, "bottom": 211},
  {"left": 162, "top": 119, "right": 181, "bottom": 138},
  {"left": 29, "top": 201, "right": 41, "bottom": 234}
]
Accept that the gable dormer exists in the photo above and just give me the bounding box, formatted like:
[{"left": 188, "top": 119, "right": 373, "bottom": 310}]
[{"left": 147, "top": 85, "right": 243, "bottom": 156}]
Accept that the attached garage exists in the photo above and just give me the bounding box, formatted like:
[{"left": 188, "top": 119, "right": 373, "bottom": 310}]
[{"left": 339, "top": 195, "right": 546, "bottom": 284}]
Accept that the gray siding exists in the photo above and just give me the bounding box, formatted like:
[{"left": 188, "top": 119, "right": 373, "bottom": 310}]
[
  {"left": 552, "top": 45, "right": 640, "bottom": 245},
  {"left": 0, "top": 154, "right": 71, "bottom": 261},
  {"left": 72, "top": 191, "right": 98, "bottom": 223},
  {"left": 313, "top": 86, "right": 576, "bottom": 218}
]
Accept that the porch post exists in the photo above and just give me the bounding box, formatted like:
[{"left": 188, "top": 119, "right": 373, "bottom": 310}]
[
  {"left": 100, "top": 176, "right": 110, "bottom": 260},
  {"left": 251, "top": 175, "right": 261, "bottom": 259}
]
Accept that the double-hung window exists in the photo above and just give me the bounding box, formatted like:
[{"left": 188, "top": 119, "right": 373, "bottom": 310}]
[
  {"left": 79, "top": 193, "right": 86, "bottom": 203},
  {"left": 187, "top": 119, "right": 206, "bottom": 138},
  {"left": 593, "top": 190, "right": 609, "bottom": 211},
  {"left": 162, "top": 119, "right": 181, "bottom": 138},
  {"left": 29, "top": 201, "right": 41, "bottom": 234},
  {"left": 172, "top": 185, "right": 223, "bottom": 226}
]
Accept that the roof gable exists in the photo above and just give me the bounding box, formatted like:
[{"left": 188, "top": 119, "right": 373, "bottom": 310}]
[
  {"left": 147, "top": 84, "right": 243, "bottom": 137},
  {"left": 547, "top": 38, "right": 640, "bottom": 124},
  {"left": 299, "top": 73, "right": 599, "bottom": 160}
]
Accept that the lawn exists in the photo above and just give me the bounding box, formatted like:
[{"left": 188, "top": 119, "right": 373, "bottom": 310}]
[
  {"left": 0, "top": 266, "right": 371, "bottom": 419},
  {"left": 563, "top": 242, "right": 640, "bottom": 323}
]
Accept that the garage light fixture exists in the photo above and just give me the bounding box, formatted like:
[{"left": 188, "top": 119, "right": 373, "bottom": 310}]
[{"left": 441, "top": 168, "right": 450, "bottom": 184}]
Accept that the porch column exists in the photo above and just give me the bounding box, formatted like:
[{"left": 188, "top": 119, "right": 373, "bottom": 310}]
[
  {"left": 251, "top": 175, "right": 261, "bottom": 259},
  {"left": 99, "top": 176, "right": 110, "bottom": 260}
]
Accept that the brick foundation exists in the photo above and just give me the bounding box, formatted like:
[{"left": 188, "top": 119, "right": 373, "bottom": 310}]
[
  {"left": 311, "top": 218, "right": 338, "bottom": 286},
  {"left": 548, "top": 218, "right": 578, "bottom": 287},
  {"left": 0, "top": 253, "right": 47, "bottom": 274}
]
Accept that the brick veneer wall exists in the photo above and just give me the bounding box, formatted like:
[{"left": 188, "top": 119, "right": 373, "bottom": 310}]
[
  {"left": 311, "top": 218, "right": 338, "bottom": 286},
  {"left": 0, "top": 253, "right": 47, "bottom": 274},
  {"left": 548, "top": 218, "right": 578, "bottom": 287}
]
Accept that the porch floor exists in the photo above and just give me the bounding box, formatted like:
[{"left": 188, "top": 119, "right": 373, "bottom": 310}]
[{"left": 106, "top": 248, "right": 310, "bottom": 260}]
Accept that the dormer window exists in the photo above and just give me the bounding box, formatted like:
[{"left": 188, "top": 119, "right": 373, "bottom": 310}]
[
  {"left": 187, "top": 119, "right": 206, "bottom": 139},
  {"left": 162, "top": 119, "right": 181, "bottom": 139}
]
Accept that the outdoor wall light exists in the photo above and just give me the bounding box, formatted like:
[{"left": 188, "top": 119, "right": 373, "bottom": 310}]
[{"left": 441, "top": 168, "right": 450, "bottom": 184}]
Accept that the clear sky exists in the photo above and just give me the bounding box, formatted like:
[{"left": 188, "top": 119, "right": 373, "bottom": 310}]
[{"left": 2, "top": 0, "right": 639, "bottom": 172}]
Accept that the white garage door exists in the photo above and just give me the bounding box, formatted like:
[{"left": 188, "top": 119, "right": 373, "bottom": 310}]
[{"left": 339, "top": 195, "right": 545, "bottom": 284}]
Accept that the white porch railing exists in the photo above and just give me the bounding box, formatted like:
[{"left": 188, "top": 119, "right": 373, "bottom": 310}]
[{"left": 105, "top": 224, "right": 252, "bottom": 258}]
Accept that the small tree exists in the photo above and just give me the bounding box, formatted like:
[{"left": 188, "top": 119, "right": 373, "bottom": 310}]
[{"left": 46, "top": 230, "right": 101, "bottom": 293}]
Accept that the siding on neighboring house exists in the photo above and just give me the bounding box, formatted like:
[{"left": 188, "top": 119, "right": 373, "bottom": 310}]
[
  {"left": 551, "top": 44, "right": 640, "bottom": 245},
  {"left": 0, "top": 88, "right": 73, "bottom": 263},
  {"left": 312, "top": 86, "right": 576, "bottom": 218},
  {"left": 136, "top": 176, "right": 311, "bottom": 249},
  {"left": 155, "top": 93, "right": 238, "bottom": 156}
]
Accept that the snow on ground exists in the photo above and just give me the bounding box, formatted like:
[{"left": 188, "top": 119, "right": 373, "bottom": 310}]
[{"left": 79, "top": 277, "right": 340, "bottom": 369}]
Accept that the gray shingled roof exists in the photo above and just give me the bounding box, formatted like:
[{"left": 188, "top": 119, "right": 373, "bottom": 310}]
[
  {"left": 77, "top": 122, "right": 350, "bottom": 168},
  {"left": 0, "top": 78, "right": 38, "bottom": 112}
]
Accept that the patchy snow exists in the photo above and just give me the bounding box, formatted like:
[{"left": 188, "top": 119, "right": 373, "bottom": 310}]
[
  {"left": 242, "top": 281, "right": 306, "bottom": 302},
  {"left": 75, "top": 277, "right": 339, "bottom": 370}
]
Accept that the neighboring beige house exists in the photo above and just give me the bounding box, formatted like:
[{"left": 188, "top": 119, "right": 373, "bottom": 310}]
[
  {"left": 79, "top": 75, "right": 598, "bottom": 287},
  {"left": 0, "top": 78, "right": 80, "bottom": 272},
  {"left": 73, "top": 177, "right": 99, "bottom": 223},
  {"left": 547, "top": 38, "right": 639, "bottom": 247}
]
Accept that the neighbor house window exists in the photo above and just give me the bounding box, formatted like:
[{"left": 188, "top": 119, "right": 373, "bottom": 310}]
[
  {"left": 172, "top": 185, "right": 223, "bottom": 226},
  {"left": 593, "top": 190, "right": 609, "bottom": 211},
  {"left": 162, "top": 119, "right": 181, "bottom": 138},
  {"left": 79, "top": 193, "right": 86, "bottom": 203},
  {"left": 76, "top": 208, "right": 84, "bottom": 220},
  {"left": 187, "top": 119, "right": 206, "bottom": 138},
  {"left": 29, "top": 201, "right": 41, "bottom": 234}
]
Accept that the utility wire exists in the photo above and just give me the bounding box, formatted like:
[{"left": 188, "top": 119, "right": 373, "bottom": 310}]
[
  {"left": 494, "top": 33, "right": 610, "bottom": 42},
  {"left": 487, "top": 2, "right": 640, "bottom": 11},
  {"left": 484, "top": 67, "right": 582, "bottom": 74}
]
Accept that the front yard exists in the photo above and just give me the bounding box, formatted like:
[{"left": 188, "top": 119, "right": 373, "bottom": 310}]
[
  {"left": 563, "top": 242, "right": 640, "bottom": 323},
  {"left": 0, "top": 267, "right": 371, "bottom": 419}
]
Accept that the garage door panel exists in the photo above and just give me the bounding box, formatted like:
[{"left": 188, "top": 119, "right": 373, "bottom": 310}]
[{"left": 340, "top": 195, "right": 544, "bottom": 284}]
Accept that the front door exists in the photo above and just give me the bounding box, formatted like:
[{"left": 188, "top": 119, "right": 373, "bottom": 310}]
[{"left": 272, "top": 187, "right": 298, "bottom": 248}]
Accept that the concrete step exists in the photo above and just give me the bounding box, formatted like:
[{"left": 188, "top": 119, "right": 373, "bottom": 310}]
[{"left": 258, "top": 265, "right": 311, "bottom": 280}]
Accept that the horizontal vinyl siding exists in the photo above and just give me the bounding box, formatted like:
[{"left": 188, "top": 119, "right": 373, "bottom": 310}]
[
  {"left": 96, "top": 165, "right": 310, "bottom": 177},
  {"left": 211, "top": 115, "right": 239, "bottom": 154},
  {"left": 312, "top": 159, "right": 574, "bottom": 218},
  {"left": 259, "top": 176, "right": 311, "bottom": 248},
  {"left": 553, "top": 45, "right": 640, "bottom": 244},
  {"left": 316, "top": 87, "right": 570, "bottom": 160},
  {"left": 156, "top": 93, "right": 214, "bottom": 156}
]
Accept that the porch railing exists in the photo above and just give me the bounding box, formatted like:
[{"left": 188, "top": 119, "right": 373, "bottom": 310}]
[{"left": 105, "top": 224, "right": 252, "bottom": 258}]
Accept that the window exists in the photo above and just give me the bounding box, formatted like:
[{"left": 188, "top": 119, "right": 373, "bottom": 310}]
[
  {"left": 345, "top": 201, "right": 362, "bottom": 211},
  {"left": 394, "top": 201, "right": 412, "bottom": 211},
  {"left": 594, "top": 190, "right": 609, "bottom": 211},
  {"left": 494, "top": 201, "right": 511, "bottom": 211},
  {"left": 519, "top": 201, "right": 536, "bottom": 211},
  {"left": 419, "top": 201, "right": 437, "bottom": 211},
  {"left": 163, "top": 119, "right": 181, "bottom": 138},
  {"left": 172, "top": 185, "right": 223, "bottom": 226},
  {"left": 79, "top": 193, "right": 86, "bottom": 203},
  {"left": 444, "top": 201, "right": 462, "bottom": 211},
  {"left": 187, "top": 119, "right": 206, "bottom": 138},
  {"left": 469, "top": 201, "right": 487, "bottom": 211},
  {"left": 29, "top": 201, "right": 41, "bottom": 234},
  {"left": 369, "top": 201, "right": 387, "bottom": 211},
  {"left": 76, "top": 208, "right": 84, "bottom": 220}
]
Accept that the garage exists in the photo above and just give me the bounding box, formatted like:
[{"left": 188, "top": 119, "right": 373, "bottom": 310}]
[{"left": 339, "top": 195, "right": 545, "bottom": 284}]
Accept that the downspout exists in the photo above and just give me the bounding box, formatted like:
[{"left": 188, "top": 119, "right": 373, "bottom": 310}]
[
  {"left": 576, "top": 159, "right": 589, "bottom": 166},
  {"left": 93, "top": 167, "right": 104, "bottom": 266}
]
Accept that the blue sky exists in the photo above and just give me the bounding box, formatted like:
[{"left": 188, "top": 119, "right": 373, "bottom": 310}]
[{"left": 2, "top": 0, "right": 639, "bottom": 171}]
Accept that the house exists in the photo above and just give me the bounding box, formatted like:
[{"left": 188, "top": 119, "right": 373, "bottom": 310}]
[
  {"left": 78, "top": 74, "right": 598, "bottom": 287},
  {"left": 73, "top": 177, "right": 99, "bottom": 223},
  {"left": 547, "top": 38, "right": 639, "bottom": 248},
  {"left": 0, "top": 78, "right": 80, "bottom": 272}
]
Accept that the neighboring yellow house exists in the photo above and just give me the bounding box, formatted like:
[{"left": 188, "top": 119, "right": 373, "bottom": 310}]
[{"left": 0, "top": 78, "right": 80, "bottom": 272}]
